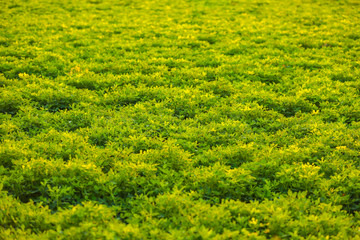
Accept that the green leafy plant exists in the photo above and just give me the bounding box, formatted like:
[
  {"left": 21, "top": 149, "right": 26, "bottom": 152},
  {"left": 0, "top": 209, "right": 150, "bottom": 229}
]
[{"left": 1, "top": 0, "right": 360, "bottom": 238}]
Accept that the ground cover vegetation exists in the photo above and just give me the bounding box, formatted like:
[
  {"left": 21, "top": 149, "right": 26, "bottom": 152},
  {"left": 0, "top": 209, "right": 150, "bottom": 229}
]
[{"left": 1, "top": 0, "right": 360, "bottom": 239}]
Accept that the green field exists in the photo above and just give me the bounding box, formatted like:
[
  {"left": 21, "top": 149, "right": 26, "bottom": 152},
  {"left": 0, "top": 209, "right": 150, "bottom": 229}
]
[{"left": 1, "top": 0, "right": 360, "bottom": 239}]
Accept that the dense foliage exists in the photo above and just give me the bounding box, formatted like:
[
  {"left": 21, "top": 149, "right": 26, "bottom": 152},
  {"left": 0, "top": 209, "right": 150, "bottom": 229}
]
[{"left": 1, "top": 0, "right": 360, "bottom": 239}]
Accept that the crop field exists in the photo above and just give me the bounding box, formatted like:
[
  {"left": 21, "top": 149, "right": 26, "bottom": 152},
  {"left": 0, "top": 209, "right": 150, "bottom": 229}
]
[{"left": 1, "top": 0, "right": 360, "bottom": 239}]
